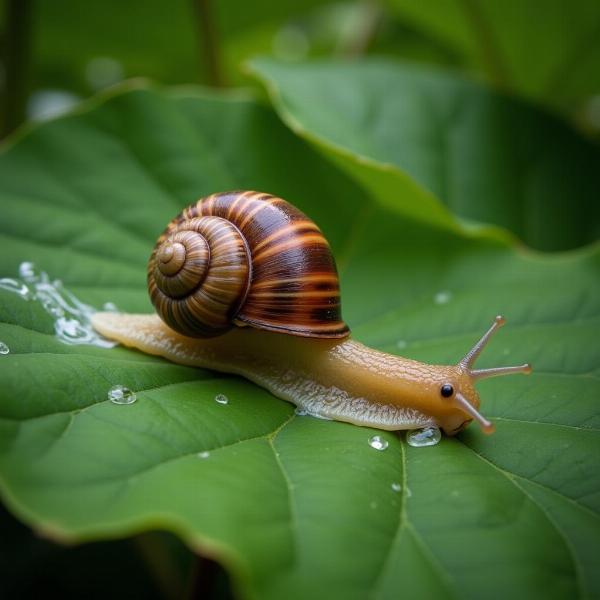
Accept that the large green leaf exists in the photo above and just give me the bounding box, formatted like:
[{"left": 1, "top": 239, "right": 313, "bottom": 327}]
[
  {"left": 0, "top": 85, "right": 598, "bottom": 600},
  {"left": 385, "top": 0, "right": 600, "bottom": 113},
  {"left": 248, "top": 58, "right": 600, "bottom": 251}
]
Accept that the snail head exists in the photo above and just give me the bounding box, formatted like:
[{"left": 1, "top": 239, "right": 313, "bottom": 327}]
[{"left": 435, "top": 316, "right": 532, "bottom": 435}]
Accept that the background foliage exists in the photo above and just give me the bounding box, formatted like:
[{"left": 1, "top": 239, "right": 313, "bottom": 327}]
[{"left": 0, "top": 1, "right": 599, "bottom": 599}]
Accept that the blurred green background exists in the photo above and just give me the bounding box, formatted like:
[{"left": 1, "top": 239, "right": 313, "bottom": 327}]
[{"left": 2, "top": 0, "right": 600, "bottom": 138}]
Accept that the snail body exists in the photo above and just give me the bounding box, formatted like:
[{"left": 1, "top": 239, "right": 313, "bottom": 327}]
[{"left": 92, "top": 191, "right": 531, "bottom": 436}]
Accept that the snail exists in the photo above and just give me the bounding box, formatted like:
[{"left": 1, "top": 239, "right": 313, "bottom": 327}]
[{"left": 91, "top": 191, "right": 531, "bottom": 436}]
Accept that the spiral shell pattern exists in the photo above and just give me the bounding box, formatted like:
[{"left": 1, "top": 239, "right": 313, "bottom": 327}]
[
  {"left": 149, "top": 217, "right": 250, "bottom": 337},
  {"left": 148, "top": 190, "right": 350, "bottom": 339}
]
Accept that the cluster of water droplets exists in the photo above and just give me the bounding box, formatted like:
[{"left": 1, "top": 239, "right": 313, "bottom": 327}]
[
  {"left": 367, "top": 426, "right": 442, "bottom": 451},
  {"left": 0, "top": 261, "right": 117, "bottom": 348}
]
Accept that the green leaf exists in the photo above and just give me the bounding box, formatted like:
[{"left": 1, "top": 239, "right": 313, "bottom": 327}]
[
  {"left": 385, "top": 0, "right": 600, "bottom": 112},
  {"left": 0, "top": 85, "right": 599, "bottom": 600},
  {"left": 248, "top": 58, "right": 600, "bottom": 251}
]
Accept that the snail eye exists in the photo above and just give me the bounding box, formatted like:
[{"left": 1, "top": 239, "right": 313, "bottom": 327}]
[{"left": 440, "top": 384, "right": 454, "bottom": 398}]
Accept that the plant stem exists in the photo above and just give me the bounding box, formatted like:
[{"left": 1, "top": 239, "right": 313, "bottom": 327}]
[
  {"left": 1, "top": 0, "right": 34, "bottom": 137},
  {"left": 192, "top": 0, "right": 225, "bottom": 87},
  {"left": 459, "top": 0, "right": 510, "bottom": 89}
]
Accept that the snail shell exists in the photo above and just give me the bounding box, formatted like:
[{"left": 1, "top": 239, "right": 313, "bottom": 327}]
[{"left": 148, "top": 191, "right": 349, "bottom": 339}]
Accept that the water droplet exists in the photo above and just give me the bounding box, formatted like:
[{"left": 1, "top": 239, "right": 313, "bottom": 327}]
[
  {"left": 102, "top": 301, "right": 119, "bottom": 312},
  {"left": 406, "top": 487, "right": 413, "bottom": 498},
  {"left": 0, "top": 278, "right": 32, "bottom": 299},
  {"left": 27, "top": 89, "right": 80, "bottom": 121},
  {"left": 396, "top": 340, "right": 407, "bottom": 350},
  {"left": 294, "top": 407, "right": 308, "bottom": 416},
  {"left": 434, "top": 290, "right": 452, "bottom": 305},
  {"left": 18, "top": 261, "right": 37, "bottom": 281},
  {"left": 58, "top": 286, "right": 95, "bottom": 315},
  {"left": 215, "top": 393, "right": 229, "bottom": 405},
  {"left": 0, "top": 341, "right": 9, "bottom": 355},
  {"left": 406, "top": 426, "right": 441, "bottom": 447},
  {"left": 108, "top": 384, "right": 137, "bottom": 405},
  {"left": 55, "top": 317, "right": 92, "bottom": 343},
  {"left": 55, "top": 317, "right": 115, "bottom": 348},
  {"left": 37, "top": 289, "right": 65, "bottom": 318},
  {"left": 391, "top": 482, "right": 402, "bottom": 492},
  {"left": 368, "top": 435, "right": 389, "bottom": 451},
  {"left": 197, "top": 451, "right": 210, "bottom": 459}
]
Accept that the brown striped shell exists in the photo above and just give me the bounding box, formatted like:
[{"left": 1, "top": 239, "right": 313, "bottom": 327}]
[{"left": 148, "top": 191, "right": 350, "bottom": 339}]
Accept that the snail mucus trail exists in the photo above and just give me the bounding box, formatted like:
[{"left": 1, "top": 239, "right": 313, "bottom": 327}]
[{"left": 92, "top": 191, "right": 531, "bottom": 436}]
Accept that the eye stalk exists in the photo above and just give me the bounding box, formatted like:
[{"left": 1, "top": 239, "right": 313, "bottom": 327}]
[
  {"left": 459, "top": 316, "right": 532, "bottom": 379},
  {"left": 452, "top": 315, "right": 532, "bottom": 435}
]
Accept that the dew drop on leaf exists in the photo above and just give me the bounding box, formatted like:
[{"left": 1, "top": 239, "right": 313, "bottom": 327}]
[
  {"left": 434, "top": 290, "right": 452, "bottom": 304},
  {"left": 368, "top": 435, "right": 389, "bottom": 451},
  {"left": 55, "top": 317, "right": 93, "bottom": 344},
  {"left": 215, "top": 393, "right": 229, "bottom": 405},
  {"left": 37, "top": 288, "right": 66, "bottom": 318},
  {"left": 108, "top": 385, "right": 137, "bottom": 405},
  {"left": 18, "top": 261, "right": 37, "bottom": 281},
  {"left": 406, "top": 426, "right": 441, "bottom": 447},
  {"left": 0, "top": 278, "right": 32, "bottom": 299}
]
